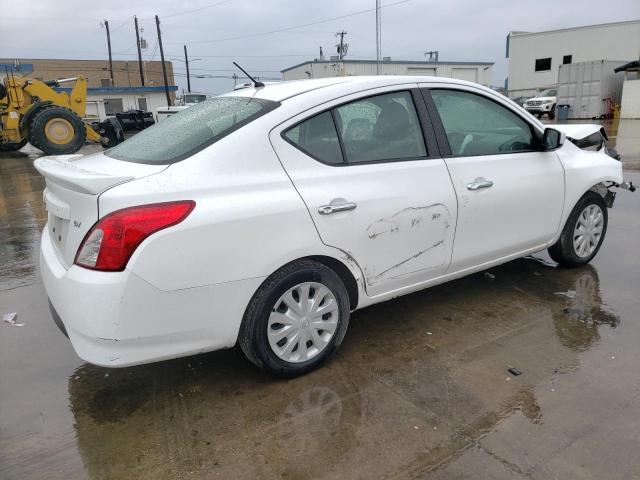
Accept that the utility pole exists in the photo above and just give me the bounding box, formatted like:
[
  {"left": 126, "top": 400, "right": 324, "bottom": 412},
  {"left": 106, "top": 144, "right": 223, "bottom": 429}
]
[
  {"left": 155, "top": 15, "right": 172, "bottom": 106},
  {"left": 104, "top": 20, "right": 114, "bottom": 86},
  {"left": 336, "top": 31, "right": 348, "bottom": 60},
  {"left": 184, "top": 45, "right": 191, "bottom": 92},
  {"left": 375, "top": 0, "right": 381, "bottom": 75},
  {"left": 335, "top": 30, "right": 348, "bottom": 77},
  {"left": 134, "top": 16, "right": 145, "bottom": 86}
]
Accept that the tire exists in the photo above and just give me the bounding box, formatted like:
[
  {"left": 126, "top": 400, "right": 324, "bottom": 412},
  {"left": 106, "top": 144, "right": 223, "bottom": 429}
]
[
  {"left": 548, "top": 192, "right": 608, "bottom": 267},
  {"left": 0, "top": 137, "right": 29, "bottom": 152},
  {"left": 239, "top": 260, "right": 350, "bottom": 378},
  {"left": 548, "top": 104, "right": 556, "bottom": 120},
  {"left": 29, "top": 106, "right": 86, "bottom": 155}
]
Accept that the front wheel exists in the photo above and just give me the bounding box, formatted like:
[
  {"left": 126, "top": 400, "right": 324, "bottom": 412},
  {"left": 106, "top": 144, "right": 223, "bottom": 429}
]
[
  {"left": 547, "top": 104, "right": 556, "bottom": 120},
  {"left": 548, "top": 192, "right": 608, "bottom": 267},
  {"left": 239, "top": 260, "right": 350, "bottom": 377}
]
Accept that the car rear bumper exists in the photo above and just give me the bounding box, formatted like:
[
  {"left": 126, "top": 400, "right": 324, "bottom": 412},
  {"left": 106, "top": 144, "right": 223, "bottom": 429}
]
[{"left": 40, "top": 227, "right": 264, "bottom": 367}]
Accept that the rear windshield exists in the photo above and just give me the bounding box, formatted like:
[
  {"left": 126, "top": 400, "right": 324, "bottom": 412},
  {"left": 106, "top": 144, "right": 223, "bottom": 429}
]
[{"left": 106, "top": 96, "right": 279, "bottom": 164}]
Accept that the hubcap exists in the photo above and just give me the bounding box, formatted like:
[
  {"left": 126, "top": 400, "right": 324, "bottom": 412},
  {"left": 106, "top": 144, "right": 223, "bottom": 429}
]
[
  {"left": 573, "top": 204, "right": 603, "bottom": 258},
  {"left": 267, "top": 282, "right": 339, "bottom": 363},
  {"left": 44, "top": 118, "right": 74, "bottom": 145}
]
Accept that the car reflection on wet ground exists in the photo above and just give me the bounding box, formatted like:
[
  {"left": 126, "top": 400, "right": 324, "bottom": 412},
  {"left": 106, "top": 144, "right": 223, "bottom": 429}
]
[{"left": 1, "top": 121, "right": 639, "bottom": 480}]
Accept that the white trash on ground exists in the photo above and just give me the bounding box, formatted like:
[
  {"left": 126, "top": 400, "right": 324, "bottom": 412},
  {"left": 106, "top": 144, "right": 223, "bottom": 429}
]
[{"left": 3, "top": 312, "right": 25, "bottom": 327}]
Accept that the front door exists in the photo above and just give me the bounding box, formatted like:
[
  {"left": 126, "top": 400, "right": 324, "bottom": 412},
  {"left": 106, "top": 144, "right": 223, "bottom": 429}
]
[
  {"left": 270, "top": 87, "right": 458, "bottom": 297},
  {"left": 421, "top": 86, "right": 565, "bottom": 272}
]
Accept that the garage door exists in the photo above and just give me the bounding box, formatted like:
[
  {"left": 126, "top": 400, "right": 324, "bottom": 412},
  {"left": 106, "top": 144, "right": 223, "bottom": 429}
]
[{"left": 451, "top": 68, "right": 477, "bottom": 83}]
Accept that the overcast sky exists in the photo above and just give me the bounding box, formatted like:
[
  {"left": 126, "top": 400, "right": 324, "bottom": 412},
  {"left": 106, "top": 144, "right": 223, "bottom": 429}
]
[{"left": 1, "top": 0, "right": 638, "bottom": 94}]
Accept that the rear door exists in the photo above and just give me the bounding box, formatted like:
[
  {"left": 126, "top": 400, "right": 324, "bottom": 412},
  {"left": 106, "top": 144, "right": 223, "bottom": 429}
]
[
  {"left": 420, "top": 84, "right": 565, "bottom": 272},
  {"left": 270, "top": 86, "right": 458, "bottom": 297}
]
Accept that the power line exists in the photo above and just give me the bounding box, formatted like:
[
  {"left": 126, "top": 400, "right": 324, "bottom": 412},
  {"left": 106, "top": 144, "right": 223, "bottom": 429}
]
[
  {"left": 160, "top": 0, "right": 236, "bottom": 19},
  {"left": 0, "top": 1, "right": 236, "bottom": 24},
  {"left": 169, "top": 0, "right": 412, "bottom": 45}
]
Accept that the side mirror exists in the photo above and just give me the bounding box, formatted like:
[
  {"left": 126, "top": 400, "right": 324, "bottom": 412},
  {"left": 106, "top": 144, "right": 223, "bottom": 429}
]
[{"left": 542, "top": 128, "right": 566, "bottom": 151}]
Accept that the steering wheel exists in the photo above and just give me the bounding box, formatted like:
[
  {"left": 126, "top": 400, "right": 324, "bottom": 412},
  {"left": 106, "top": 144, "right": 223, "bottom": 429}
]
[{"left": 498, "top": 134, "right": 529, "bottom": 152}]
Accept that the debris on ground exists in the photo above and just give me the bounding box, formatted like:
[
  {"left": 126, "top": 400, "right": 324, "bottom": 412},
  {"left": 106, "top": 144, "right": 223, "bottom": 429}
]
[
  {"left": 508, "top": 367, "right": 523, "bottom": 376},
  {"left": 3, "top": 312, "right": 24, "bottom": 327},
  {"left": 484, "top": 272, "right": 496, "bottom": 281},
  {"left": 554, "top": 290, "right": 577, "bottom": 299}
]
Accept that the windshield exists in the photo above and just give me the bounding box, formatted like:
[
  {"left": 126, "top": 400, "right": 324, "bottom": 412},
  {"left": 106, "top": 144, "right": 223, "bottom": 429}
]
[
  {"left": 106, "top": 97, "right": 278, "bottom": 164},
  {"left": 183, "top": 94, "right": 207, "bottom": 104},
  {"left": 537, "top": 89, "right": 557, "bottom": 97}
]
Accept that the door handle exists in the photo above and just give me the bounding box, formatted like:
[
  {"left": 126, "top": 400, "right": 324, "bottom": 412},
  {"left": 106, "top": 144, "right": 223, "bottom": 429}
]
[
  {"left": 318, "top": 202, "right": 357, "bottom": 215},
  {"left": 466, "top": 180, "right": 494, "bottom": 191}
]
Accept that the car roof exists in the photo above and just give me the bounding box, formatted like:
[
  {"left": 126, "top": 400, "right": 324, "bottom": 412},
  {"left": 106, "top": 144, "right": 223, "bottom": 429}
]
[{"left": 222, "top": 75, "right": 486, "bottom": 103}]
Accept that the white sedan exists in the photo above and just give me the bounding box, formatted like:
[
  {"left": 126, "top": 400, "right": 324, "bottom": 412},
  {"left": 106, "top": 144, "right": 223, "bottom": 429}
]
[{"left": 36, "top": 76, "right": 632, "bottom": 377}]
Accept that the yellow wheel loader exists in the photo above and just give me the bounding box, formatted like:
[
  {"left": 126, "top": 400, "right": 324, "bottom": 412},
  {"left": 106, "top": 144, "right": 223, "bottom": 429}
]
[{"left": 0, "top": 74, "right": 123, "bottom": 155}]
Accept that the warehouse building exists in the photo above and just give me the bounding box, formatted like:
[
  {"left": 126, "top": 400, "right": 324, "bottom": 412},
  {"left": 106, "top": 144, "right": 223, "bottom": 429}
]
[
  {"left": 506, "top": 20, "right": 640, "bottom": 97},
  {"left": 0, "top": 58, "right": 177, "bottom": 120},
  {"left": 281, "top": 59, "right": 494, "bottom": 86}
]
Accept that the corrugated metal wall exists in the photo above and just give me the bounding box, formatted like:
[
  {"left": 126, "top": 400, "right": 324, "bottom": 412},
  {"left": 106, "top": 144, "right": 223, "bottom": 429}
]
[{"left": 282, "top": 62, "right": 493, "bottom": 86}]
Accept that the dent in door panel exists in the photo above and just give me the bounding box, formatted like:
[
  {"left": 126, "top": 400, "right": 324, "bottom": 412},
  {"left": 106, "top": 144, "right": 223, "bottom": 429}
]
[{"left": 363, "top": 203, "right": 452, "bottom": 284}]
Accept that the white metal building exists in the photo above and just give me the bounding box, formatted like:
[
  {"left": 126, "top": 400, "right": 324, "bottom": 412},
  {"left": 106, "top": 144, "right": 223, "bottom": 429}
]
[
  {"left": 506, "top": 20, "right": 640, "bottom": 97},
  {"left": 281, "top": 59, "right": 494, "bottom": 86}
]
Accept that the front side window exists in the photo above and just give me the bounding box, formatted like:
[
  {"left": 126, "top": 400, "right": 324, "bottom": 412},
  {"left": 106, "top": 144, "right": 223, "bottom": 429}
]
[
  {"left": 107, "top": 96, "right": 278, "bottom": 164},
  {"left": 284, "top": 111, "right": 343, "bottom": 165},
  {"left": 535, "top": 58, "right": 552, "bottom": 72},
  {"left": 430, "top": 89, "right": 535, "bottom": 156},
  {"left": 334, "top": 91, "right": 426, "bottom": 163}
]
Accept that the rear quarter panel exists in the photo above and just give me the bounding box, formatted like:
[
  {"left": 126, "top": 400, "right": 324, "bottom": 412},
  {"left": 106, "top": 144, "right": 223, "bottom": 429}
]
[{"left": 97, "top": 117, "right": 365, "bottom": 295}]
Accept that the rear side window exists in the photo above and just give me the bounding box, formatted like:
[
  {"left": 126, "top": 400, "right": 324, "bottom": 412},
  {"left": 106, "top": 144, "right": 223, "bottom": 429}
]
[
  {"left": 430, "top": 89, "right": 535, "bottom": 156},
  {"left": 335, "top": 91, "right": 426, "bottom": 163},
  {"left": 107, "top": 96, "right": 278, "bottom": 164},
  {"left": 284, "top": 111, "right": 343, "bottom": 164},
  {"left": 283, "top": 90, "right": 427, "bottom": 165}
]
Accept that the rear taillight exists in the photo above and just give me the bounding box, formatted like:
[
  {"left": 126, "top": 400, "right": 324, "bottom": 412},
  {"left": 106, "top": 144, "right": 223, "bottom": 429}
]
[{"left": 75, "top": 201, "right": 195, "bottom": 271}]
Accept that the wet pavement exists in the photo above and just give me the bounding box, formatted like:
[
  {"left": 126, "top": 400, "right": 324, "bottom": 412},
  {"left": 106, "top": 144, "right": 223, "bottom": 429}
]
[{"left": 1, "top": 122, "right": 639, "bottom": 479}]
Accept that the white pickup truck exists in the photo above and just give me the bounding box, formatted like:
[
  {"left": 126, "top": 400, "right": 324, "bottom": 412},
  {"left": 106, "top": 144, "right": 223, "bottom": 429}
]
[{"left": 156, "top": 92, "right": 210, "bottom": 122}]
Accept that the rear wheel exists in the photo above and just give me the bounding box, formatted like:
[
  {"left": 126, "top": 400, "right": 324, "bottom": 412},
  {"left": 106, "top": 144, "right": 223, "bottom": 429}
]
[
  {"left": 239, "top": 260, "right": 350, "bottom": 377},
  {"left": 29, "top": 106, "right": 86, "bottom": 155},
  {"left": 0, "top": 137, "right": 29, "bottom": 152},
  {"left": 548, "top": 192, "right": 607, "bottom": 267}
]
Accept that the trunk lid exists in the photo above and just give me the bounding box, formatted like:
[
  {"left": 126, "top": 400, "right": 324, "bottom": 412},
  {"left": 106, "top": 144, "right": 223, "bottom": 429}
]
[{"left": 34, "top": 152, "right": 167, "bottom": 267}]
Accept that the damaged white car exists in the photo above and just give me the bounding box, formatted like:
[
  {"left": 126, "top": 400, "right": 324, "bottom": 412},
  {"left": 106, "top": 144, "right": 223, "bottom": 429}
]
[{"left": 36, "top": 76, "right": 634, "bottom": 376}]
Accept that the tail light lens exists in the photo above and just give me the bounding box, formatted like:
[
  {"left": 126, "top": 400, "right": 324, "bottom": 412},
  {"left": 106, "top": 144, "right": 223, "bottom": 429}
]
[{"left": 75, "top": 201, "right": 195, "bottom": 271}]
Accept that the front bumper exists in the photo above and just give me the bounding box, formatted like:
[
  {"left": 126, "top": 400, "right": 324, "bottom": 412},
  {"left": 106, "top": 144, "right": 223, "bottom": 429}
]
[
  {"left": 525, "top": 104, "right": 553, "bottom": 113},
  {"left": 40, "top": 228, "right": 264, "bottom": 367}
]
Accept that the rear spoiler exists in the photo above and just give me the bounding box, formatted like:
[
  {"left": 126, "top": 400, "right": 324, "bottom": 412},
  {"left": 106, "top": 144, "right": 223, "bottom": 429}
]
[{"left": 34, "top": 155, "right": 134, "bottom": 195}]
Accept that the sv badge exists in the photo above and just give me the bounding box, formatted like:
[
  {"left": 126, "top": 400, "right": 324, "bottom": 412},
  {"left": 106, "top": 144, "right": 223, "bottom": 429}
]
[{"left": 73, "top": 220, "right": 82, "bottom": 228}]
